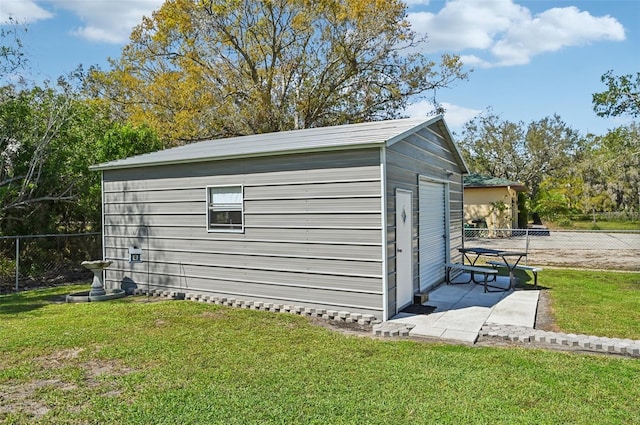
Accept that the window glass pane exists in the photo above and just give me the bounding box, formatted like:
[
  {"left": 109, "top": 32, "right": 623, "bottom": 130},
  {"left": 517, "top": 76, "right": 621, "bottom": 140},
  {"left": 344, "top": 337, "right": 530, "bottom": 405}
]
[
  {"left": 211, "top": 187, "right": 242, "bottom": 207},
  {"left": 209, "top": 210, "right": 242, "bottom": 229},
  {"left": 208, "top": 186, "right": 243, "bottom": 231}
]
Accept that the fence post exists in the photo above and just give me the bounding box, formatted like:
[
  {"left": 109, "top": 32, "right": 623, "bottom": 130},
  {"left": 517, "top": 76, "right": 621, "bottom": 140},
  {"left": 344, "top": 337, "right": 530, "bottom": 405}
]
[
  {"left": 15, "top": 236, "right": 19, "bottom": 291},
  {"left": 525, "top": 228, "right": 530, "bottom": 266}
]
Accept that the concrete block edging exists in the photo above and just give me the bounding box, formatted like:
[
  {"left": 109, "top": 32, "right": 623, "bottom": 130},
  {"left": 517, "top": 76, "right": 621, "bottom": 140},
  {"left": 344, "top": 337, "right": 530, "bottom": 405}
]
[
  {"left": 479, "top": 323, "right": 640, "bottom": 358},
  {"left": 132, "top": 288, "right": 380, "bottom": 325}
]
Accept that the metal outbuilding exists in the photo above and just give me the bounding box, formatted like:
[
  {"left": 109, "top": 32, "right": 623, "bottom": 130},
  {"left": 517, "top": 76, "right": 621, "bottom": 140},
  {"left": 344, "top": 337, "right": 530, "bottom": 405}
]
[{"left": 92, "top": 116, "right": 468, "bottom": 321}]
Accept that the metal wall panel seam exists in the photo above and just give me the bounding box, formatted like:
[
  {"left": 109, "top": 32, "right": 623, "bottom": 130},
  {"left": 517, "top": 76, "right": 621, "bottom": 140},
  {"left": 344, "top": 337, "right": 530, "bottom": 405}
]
[
  {"left": 102, "top": 223, "right": 384, "bottom": 231},
  {"left": 104, "top": 260, "right": 383, "bottom": 279},
  {"left": 102, "top": 176, "right": 382, "bottom": 193},
  {"left": 402, "top": 132, "right": 454, "bottom": 158},
  {"left": 245, "top": 194, "right": 381, "bottom": 200},
  {"left": 393, "top": 135, "right": 458, "bottom": 164},
  {"left": 104, "top": 235, "right": 382, "bottom": 246},
  {"left": 103, "top": 179, "right": 383, "bottom": 194},
  {"left": 386, "top": 146, "right": 459, "bottom": 170},
  {"left": 380, "top": 146, "right": 389, "bottom": 321},
  {"left": 104, "top": 271, "right": 383, "bottom": 295},
  {"left": 243, "top": 210, "right": 382, "bottom": 215},
  {"left": 101, "top": 170, "right": 106, "bottom": 261},
  {"left": 103, "top": 247, "right": 383, "bottom": 263},
  {"left": 103, "top": 199, "right": 203, "bottom": 204}
]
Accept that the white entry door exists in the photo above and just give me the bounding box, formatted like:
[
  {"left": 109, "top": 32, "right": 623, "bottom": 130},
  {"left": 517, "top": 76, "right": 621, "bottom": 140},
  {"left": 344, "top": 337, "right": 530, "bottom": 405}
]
[
  {"left": 395, "top": 189, "right": 413, "bottom": 311},
  {"left": 419, "top": 179, "right": 447, "bottom": 291}
]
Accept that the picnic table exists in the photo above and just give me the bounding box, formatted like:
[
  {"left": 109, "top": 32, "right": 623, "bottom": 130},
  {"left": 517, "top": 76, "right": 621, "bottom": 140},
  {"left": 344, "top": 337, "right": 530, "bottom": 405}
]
[{"left": 459, "top": 247, "right": 527, "bottom": 290}]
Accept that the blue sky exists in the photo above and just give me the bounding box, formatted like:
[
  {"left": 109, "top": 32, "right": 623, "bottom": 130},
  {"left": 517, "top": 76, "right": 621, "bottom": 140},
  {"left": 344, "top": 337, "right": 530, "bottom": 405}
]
[{"left": 1, "top": 0, "right": 638, "bottom": 136}]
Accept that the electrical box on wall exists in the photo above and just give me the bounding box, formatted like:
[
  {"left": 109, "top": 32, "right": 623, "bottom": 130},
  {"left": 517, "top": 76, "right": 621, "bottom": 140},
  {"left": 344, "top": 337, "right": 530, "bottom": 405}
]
[{"left": 128, "top": 246, "right": 143, "bottom": 263}]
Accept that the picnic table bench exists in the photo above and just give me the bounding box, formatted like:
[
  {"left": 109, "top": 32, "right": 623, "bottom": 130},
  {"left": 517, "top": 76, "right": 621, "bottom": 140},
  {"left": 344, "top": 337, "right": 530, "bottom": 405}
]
[
  {"left": 445, "top": 263, "right": 500, "bottom": 293},
  {"left": 486, "top": 261, "right": 543, "bottom": 289}
]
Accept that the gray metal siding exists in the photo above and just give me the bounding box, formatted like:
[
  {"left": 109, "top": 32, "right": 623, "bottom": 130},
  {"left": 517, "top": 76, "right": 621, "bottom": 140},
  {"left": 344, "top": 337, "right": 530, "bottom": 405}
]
[
  {"left": 103, "top": 149, "right": 380, "bottom": 181},
  {"left": 103, "top": 148, "right": 385, "bottom": 317},
  {"left": 105, "top": 226, "right": 383, "bottom": 244},
  {"left": 112, "top": 270, "right": 382, "bottom": 311},
  {"left": 384, "top": 123, "right": 465, "bottom": 318}
]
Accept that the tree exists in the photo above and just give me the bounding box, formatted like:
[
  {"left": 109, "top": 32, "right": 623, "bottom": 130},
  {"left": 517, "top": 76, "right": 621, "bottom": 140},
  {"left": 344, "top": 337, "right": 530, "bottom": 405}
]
[
  {"left": 1, "top": 22, "right": 84, "bottom": 234},
  {"left": 79, "top": 123, "right": 164, "bottom": 227},
  {"left": 0, "top": 17, "right": 28, "bottom": 84},
  {"left": 457, "top": 111, "right": 581, "bottom": 203},
  {"left": 579, "top": 124, "right": 639, "bottom": 214},
  {"left": 0, "top": 76, "right": 165, "bottom": 235},
  {"left": 592, "top": 70, "right": 640, "bottom": 118},
  {"left": 88, "top": 0, "right": 467, "bottom": 143},
  {"left": 1, "top": 83, "right": 75, "bottom": 231},
  {"left": 532, "top": 189, "right": 571, "bottom": 222},
  {"left": 0, "top": 19, "right": 166, "bottom": 235},
  {"left": 0, "top": 78, "right": 101, "bottom": 234}
]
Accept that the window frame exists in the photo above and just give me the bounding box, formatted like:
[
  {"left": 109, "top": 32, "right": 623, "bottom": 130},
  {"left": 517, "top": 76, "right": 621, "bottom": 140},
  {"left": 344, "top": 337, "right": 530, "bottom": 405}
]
[{"left": 206, "top": 184, "right": 244, "bottom": 233}]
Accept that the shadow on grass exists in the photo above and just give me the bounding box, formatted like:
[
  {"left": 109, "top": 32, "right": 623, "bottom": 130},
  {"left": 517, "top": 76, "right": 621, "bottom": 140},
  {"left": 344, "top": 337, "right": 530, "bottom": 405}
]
[
  {"left": 0, "top": 285, "right": 88, "bottom": 315},
  {"left": 496, "top": 268, "right": 551, "bottom": 291}
]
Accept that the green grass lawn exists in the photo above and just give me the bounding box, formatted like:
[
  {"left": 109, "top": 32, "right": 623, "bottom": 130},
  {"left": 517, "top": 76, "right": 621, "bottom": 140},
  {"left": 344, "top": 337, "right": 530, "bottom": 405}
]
[
  {"left": 546, "top": 219, "right": 640, "bottom": 231},
  {"left": 541, "top": 269, "right": 640, "bottom": 339},
  {"left": 1, "top": 279, "right": 640, "bottom": 424}
]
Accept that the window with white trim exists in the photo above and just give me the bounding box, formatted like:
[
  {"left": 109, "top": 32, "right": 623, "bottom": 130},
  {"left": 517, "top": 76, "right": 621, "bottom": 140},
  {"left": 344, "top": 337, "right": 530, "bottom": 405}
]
[{"left": 207, "top": 185, "right": 243, "bottom": 232}]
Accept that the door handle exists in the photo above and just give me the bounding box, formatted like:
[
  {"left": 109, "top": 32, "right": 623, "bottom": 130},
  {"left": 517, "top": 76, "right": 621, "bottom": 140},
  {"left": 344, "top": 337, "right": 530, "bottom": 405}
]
[{"left": 397, "top": 249, "right": 403, "bottom": 252}]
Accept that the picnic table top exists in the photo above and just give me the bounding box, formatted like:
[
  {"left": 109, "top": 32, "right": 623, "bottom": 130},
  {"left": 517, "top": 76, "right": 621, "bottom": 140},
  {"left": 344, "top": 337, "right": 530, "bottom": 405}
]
[{"left": 460, "top": 247, "right": 527, "bottom": 257}]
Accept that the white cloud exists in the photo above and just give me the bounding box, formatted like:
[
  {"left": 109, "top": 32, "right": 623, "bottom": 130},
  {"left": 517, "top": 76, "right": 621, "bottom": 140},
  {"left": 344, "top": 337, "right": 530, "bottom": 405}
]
[
  {"left": 410, "top": 0, "right": 530, "bottom": 52},
  {"left": 458, "top": 54, "right": 491, "bottom": 68},
  {"left": 53, "top": 0, "right": 164, "bottom": 43},
  {"left": 409, "top": 0, "right": 626, "bottom": 68},
  {"left": 404, "top": 0, "right": 432, "bottom": 5},
  {"left": 17, "top": 0, "right": 164, "bottom": 43},
  {"left": 1, "top": 0, "right": 53, "bottom": 24},
  {"left": 405, "top": 101, "right": 482, "bottom": 132},
  {"left": 491, "top": 6, "right": 626, "bottom": 66},
  {"left": 71, "top": 26, "right": 125, "bottom": 44}
]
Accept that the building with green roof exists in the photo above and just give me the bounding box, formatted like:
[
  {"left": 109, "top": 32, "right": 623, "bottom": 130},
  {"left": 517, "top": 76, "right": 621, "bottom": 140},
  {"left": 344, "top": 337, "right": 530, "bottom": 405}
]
[{"left": 463, "top": 173, "right": 527, "bottom": 236}]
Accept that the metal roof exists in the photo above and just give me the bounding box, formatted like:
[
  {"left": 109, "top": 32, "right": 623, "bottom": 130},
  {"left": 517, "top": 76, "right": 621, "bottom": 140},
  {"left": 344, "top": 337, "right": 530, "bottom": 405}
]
[
  {"left": 464, "top": 173, "right": 526, "bottom": 191},
  {"left": 92, "top": 115, "right": 465, "bottom": 171}
]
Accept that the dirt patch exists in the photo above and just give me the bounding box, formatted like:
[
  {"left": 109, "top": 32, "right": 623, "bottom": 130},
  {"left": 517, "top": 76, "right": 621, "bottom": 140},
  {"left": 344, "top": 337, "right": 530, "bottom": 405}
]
[
  {"left": 527, "top": 249, "right": 639, "bottom": 271},
  {"left": 0, "top": 379, "right": 58, "bottom": 419},
  {"left": 1, "top": 352, "right": 136, "bottom": 420},
  {"left": 82, "top": 359, "right": 136, "bottom": 387},
  {"left": 36, "top": 348, "right": 85, "bottom": 365},
  {"left": 534, "top": 289, "right": 560, "bottom": 332},
  {"left": 309, "top": 317, "right": 373, "bottom": 337},
  {"left": 199, "top": 310, "right": 229, "bottom": 319},
  {"left": 130, "top": 296, "right": 174, "bottom": 303}
]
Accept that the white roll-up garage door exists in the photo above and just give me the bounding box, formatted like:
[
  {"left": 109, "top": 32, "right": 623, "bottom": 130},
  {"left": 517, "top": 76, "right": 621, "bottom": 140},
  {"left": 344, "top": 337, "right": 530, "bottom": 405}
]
[{"left": 419, "top": 178, "right": 447, "bottom": 291}]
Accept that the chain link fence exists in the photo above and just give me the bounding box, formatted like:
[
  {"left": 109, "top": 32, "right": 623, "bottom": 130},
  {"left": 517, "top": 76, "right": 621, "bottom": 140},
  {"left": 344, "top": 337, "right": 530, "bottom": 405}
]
[
  {"left": 1, "top": 230, "right": 637, "bottom": 294},
  {"left": 464, "top": 228, "right": 640, "bottom": 270},
  {"left": 0, "top": 233, "right": 102, "bottom": 294}
]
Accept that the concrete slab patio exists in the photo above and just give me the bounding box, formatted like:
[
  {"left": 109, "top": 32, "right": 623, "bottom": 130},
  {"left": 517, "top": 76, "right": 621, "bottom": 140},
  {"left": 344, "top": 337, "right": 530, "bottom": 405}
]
[
  {"left": 370, "top": 273, "right": 640, "bottom": 357},
  {"left": 385, "top": 274, "right": 539, "bottom": 344}
]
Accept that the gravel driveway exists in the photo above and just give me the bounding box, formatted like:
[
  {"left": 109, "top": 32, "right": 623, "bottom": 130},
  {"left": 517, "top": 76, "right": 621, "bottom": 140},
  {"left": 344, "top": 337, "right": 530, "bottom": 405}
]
[{"left": 465, "top": 230, "right": 640, "bottom": 271}]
